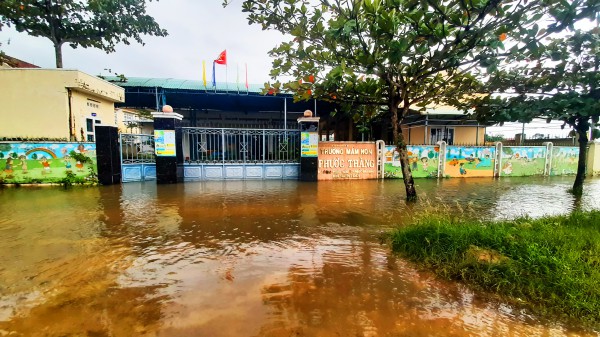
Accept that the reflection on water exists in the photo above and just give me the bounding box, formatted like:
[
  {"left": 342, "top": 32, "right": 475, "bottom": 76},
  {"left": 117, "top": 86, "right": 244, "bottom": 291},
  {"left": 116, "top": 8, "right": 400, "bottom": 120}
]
[{"left": 0, "top": 177, "right": 599, "bottom": 336}]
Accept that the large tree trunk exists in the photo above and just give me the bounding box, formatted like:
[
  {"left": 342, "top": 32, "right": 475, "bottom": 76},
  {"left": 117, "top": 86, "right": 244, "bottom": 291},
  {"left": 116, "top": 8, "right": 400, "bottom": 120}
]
[
  {"left": 572, "top": 117, "right": 590, "bottom": 196},
  {"left": 391, "top": 102, "right": 417, "bottom": 201},
  {"left": 54, "top": 41, "right": 63, "bottom": 68}
]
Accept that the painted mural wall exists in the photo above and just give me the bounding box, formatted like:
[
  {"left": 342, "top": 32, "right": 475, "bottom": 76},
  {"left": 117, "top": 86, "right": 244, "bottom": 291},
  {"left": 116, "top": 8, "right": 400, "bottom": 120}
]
[
  {"left": 0, "top": 142, "right": 97, "bottom": 184},
  {"left": 383, "top": 145, "right": 440, "bottom": 178},
  {"left": 383, "top": 143, "right": 579, "bottom": 179},
  {"left": 445, "top": 146, "right": 495, "bottom": 177},
  {"left": 499, "top": 146, "right": 546, "bottom": 176},
  {"left": 551, "top": 147, "right": 579, "bottom": 176}
]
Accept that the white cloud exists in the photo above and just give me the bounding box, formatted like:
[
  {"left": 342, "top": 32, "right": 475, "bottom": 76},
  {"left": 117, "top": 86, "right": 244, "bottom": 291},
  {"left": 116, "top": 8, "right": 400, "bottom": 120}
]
[{"left": 1, "top": 0, "right": 285, "bottom": 84}]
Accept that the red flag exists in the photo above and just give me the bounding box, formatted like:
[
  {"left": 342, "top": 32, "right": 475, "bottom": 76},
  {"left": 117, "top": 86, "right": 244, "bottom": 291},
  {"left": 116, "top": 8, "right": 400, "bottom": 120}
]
[{"left": 215, "top": 50, "right": 227, "bottom": 65}]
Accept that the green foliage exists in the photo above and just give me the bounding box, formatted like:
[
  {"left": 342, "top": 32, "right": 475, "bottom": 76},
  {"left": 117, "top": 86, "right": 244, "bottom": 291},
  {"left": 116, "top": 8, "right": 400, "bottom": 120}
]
[
  {"left": 228, "top": 0, "right": 592, "bottom": 199},
  {"left": 69, "top": 150, "right": 91, "bottom": 164},
  {"left": 60, "top": 171, "right": 80, "bottom": 187},
  {"left": 0, "top": 0, "right": 167, "bottom": 67},
  {"left": 485, "top": 134, "right": 505, "bottom": 142},
  {"left": 389, "top": 210, "right": 600, "bottom": 329},
  {"left": 469, "top": 27, "right": 600, "bottom": 193},
  {"left": 0, "top": 137, "right": 68, "bottom": 141}
]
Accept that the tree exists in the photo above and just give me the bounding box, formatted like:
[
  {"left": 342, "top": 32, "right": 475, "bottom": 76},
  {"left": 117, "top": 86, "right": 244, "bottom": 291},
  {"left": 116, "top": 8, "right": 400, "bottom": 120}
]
[
  {"left": 0, "top": 0, "right": 167, "bottom": 68},
  {"left": 485, "top": 134, "right": 505, "bottom": 142},
  {"left": 230, "top": 0, "right": 581, "bottom": 200},
  {"left": 472, "top": 28, "right": 600, "bottom": 195}
]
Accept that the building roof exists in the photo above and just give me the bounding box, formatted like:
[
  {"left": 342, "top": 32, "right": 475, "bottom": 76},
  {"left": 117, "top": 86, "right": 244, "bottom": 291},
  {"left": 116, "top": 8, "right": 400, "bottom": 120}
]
[
  {"left": 103, "top": 76, "right": 266, "bottom": 93},
  {"left": 104, "top": 76, "right": 337, "bottom": 114},
  {"left": 403, "top": 113, "right": 488, "bottom": 127},
  {"left": 0, "top": 55, "right": 40, "bottom": 69}
]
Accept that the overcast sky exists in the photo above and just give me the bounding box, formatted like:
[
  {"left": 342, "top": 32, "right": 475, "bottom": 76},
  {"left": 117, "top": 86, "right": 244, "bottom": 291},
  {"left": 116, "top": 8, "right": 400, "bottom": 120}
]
[
  {"left": 0, "top": 0, "right": 573, "bottom": 137},
  {"left": 1, "top": 0, "right": 282, "bottom": 84}
]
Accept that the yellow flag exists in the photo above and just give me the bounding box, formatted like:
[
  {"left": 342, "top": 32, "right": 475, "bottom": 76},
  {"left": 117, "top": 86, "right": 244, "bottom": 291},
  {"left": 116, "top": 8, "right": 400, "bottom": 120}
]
[{"left": 202, "top": 60, "right": 207, "bottom": 87}]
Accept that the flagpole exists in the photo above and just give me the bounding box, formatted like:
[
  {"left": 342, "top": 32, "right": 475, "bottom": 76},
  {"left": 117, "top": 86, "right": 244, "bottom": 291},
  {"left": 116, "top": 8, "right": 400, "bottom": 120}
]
[
  {"left": 236, "top": 63, "right": 240, "bottom": 94},
  {"left": 213, "top": 61, "right": 216, "bottom": 93},
  {"left": 226, "top": 64, "right": 229, "bottom": 93}
]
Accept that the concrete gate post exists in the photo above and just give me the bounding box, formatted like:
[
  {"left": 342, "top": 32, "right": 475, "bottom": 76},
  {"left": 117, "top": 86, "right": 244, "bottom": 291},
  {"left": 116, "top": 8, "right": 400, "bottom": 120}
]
[
  {"left": 152, "top": 106, "right": 184, "bottom": 184},
  {"left": 587, "top": 142, "right": 600, "bottom": 177},
  {"left": 95, "top": 125, "right": 121, "bottom": 185},
  {"left": 298, "top": 110, "right": 320, "bottom": 182}
]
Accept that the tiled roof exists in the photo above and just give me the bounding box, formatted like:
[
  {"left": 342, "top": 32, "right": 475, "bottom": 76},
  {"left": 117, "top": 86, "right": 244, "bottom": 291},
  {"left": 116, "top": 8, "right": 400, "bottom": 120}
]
[{"left": 103, "top": 76, "right": 267, "bottom": 94}]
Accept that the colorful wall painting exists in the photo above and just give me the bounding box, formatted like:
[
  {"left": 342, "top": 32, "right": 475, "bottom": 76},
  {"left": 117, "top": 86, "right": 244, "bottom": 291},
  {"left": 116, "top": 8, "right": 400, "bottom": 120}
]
[
  {"left": 383, "top": 145, "right": 440, "bottom": 178},
  {"left": 445, "top": 146, "right": 495, "bottom": 178},
  {"left": 0, "top": 142, "right": 97, "bottom": 184},
  {"left": 498, "top": 146, "right": 546, "bottom": 176},
  {"left": 550, "top": 147, "right": 579, "bottom": 176}
]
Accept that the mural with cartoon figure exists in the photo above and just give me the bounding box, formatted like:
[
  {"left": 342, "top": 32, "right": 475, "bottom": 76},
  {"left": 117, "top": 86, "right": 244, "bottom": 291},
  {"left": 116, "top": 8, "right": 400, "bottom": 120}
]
[
  {"left": 384, "top": 145, "right": 440, "bottom": 178},
  {"left": 0, "top": 142, "right": 96, "bottom": 184},
  {"left": 445, "top": 146, "right": 495, "bottom": 177},
  {"left": 500, "top": 147, "right": 546, "bottom": 176},
  {"left": 551, "top": 147, "right": 579, "bottom": 176}
]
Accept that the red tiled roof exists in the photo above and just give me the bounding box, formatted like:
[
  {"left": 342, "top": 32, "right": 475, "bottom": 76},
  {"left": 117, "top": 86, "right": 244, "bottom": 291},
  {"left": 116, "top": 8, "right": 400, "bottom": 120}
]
[{"left": 1, "top": 55, "right": 40, "bottom": 68}]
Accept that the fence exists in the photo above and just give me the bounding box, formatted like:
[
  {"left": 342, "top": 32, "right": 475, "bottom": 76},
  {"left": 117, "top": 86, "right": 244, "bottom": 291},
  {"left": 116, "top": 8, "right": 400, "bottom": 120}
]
[
  {"left": 120, "top": 133, "right": 156, "bottom": 182},
  {"left": 383, "top": 142, "right": 580, "bottom": 179},
  {"left": 181, "top": 127, "right": 300, "bottom": 164}
]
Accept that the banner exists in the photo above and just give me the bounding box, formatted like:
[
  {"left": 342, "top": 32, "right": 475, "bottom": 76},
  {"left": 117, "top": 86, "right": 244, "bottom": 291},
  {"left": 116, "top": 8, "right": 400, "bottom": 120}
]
[{"left": 154, "top": 130, "right": 176, "bottom": 156}]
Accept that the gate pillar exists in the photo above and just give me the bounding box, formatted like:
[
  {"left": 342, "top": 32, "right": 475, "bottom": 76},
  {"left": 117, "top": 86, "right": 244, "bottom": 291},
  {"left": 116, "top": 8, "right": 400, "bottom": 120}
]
[
  {"left": 152, "top": 106, "right": 184, "bottom": 184},
  {"left": 95, "top": 125, "right": 121, "bottom": 185},
  {"left": 298, "top": 111, "right": 320, "bottom": 181}
]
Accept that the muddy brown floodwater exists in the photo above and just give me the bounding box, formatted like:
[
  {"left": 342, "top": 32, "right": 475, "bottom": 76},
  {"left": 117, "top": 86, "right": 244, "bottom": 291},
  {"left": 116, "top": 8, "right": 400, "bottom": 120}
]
[{"left": 1, "top": 176, "right": 599, "bottom": 336}]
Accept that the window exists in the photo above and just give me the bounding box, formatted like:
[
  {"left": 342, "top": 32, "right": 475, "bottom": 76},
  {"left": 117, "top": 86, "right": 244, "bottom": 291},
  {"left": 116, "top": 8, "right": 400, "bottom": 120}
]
[
  {"left": 83, "top": 118, "right": 101, "bottom": 142},
  {"left": 430, "top": 127, "right": 454, "bottom": 145}
]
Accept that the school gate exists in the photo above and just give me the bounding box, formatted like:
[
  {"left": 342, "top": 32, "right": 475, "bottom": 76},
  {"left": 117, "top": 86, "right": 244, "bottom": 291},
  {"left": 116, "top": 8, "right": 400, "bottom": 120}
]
[{"left": 119, "top": 127, "right": 301, "bottom": 182}]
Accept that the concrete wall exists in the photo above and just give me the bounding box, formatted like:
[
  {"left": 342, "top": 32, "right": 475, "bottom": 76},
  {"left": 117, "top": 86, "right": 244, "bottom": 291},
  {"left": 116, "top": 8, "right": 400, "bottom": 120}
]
[
  {"left": 403, "top": 126, "right": 426, "bottom": 144},
  {"left": 454, "top": 126, "right": 485, "bottom": 145},
  {"left": 588, "top": 142, "right": 600, "bottom": 176},
  {"left": 0, "top": 69, "right": 124, "bottom": 140}
]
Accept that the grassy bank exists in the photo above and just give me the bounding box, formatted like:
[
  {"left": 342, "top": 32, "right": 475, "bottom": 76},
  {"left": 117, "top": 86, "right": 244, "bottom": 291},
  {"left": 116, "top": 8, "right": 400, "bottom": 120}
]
[{"left": 389, "top": 210, "right": 600, "bottom": 328}]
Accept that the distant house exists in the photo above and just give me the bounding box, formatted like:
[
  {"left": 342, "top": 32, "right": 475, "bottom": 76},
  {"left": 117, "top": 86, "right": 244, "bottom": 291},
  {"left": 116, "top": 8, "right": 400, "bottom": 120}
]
[
  {"left": 114, "top": 108, "right": 154, "bottom": 134},
  {"left": 0, "top": 55, "right": 40, "bottom": 69},
  {"left": 0, "top": 68, "right": 125, "bottom": 141},
  {"left": 399, "top": 104, "right": 487, "bottom": 146}
]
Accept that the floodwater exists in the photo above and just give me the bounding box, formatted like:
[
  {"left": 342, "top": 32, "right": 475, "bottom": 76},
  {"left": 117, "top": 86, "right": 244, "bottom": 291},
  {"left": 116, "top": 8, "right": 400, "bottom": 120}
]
[{"left": 1, "top": 177, "right": 599, "bottom": 337}]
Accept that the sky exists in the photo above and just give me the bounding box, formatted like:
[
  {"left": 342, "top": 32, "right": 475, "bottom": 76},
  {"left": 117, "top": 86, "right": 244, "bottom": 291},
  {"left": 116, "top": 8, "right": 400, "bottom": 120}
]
[
  {"left": 0, "top": 0, "right": 573, "bottom": 138},
  {"left": 1, "top": 0, "right": 281, "bottom": 84}
]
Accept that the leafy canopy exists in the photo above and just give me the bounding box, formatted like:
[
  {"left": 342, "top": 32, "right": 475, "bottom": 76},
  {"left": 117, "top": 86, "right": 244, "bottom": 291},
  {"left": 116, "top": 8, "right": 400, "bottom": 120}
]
[
  {"left": 231, "top": 0, "right": 596, "bottom": 200},
  {"left": 0, "top": 0, "right": 167, "bottom": 67},
  {"left": 237, "top": 0, "right": 586, "bottom": 117},
  {"left": 471, "top": 28, "right": 600, "bottom": 131}
]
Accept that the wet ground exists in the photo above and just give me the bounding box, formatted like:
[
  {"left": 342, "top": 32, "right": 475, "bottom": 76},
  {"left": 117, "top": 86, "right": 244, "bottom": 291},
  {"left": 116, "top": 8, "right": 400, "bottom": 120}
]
[{"left": 1, "top": 176, "right": 599, "bottom": 336}]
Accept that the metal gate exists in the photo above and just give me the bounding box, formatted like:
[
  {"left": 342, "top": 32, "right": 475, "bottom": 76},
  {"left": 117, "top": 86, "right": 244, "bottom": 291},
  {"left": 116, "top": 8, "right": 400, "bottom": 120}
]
[
  {"left": 181, "top": 127, "right": 300, "bottom": 180},
  {"left": 120, "top": 133, "right": 156, "bottom": 182}
]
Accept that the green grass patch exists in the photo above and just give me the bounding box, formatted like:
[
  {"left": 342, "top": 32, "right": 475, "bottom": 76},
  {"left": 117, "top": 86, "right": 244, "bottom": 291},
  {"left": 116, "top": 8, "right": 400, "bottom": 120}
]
[{"left": 388, "top": 210, "right": 600, "bottom": 329}]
